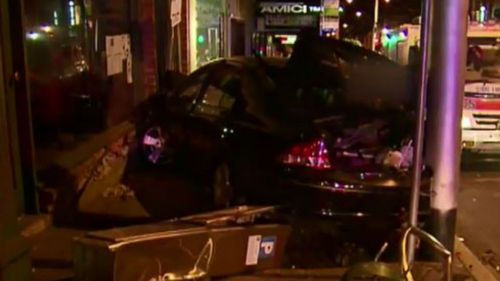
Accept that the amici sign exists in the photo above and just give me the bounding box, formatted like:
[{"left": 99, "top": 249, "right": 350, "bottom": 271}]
[{"left": 259, "top": 2, "right": 323, "bottom": 14}]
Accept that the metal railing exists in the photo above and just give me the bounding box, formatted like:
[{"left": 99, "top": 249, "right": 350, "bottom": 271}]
[
  {"left": 342, "top": 226, "right": 453, "bottom": 281},
  {"left": 401, "top": 227, "right": 452, "bottom": 281}
]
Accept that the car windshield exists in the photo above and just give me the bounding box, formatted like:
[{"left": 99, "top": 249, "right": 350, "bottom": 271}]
[
  {"left": 262, "top": 59, "right": 409, "bottom": 122},
  {"left": 264, "top": 63, "right": 345, "bottom": 120}
]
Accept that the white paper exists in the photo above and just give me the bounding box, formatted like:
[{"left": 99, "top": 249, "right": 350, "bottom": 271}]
[
  {"left": 171, "top": 0, "right": 182, "bottom": 27},
  {"left": 105, "top": 36, "right": 113, "bottom": 56},
  {"left": 107, "top": 54, "right": 123, "bottom": 76},
  {"left": 122, "top": 35, "right": 133, "bottom": 83},
  {"left": 126, "top": 57, "right": 133, "bottom": 83},
  {"left": 245, "top": 235, "right": 261, "bottom": 266},
  {"left": 106, "top": 34, "right": 130, "bottom": 77}
]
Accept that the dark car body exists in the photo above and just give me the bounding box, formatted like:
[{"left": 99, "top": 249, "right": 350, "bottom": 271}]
[{"left": 136, "top": 36, "right": 430, "bottom": 219}]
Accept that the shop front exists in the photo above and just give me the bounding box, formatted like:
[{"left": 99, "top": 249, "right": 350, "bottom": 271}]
[
  {"left": 187, "top": 0, "right": 253, "bottom": 72},
  {"left": 252, "top": 0, "right": 323, "bottom": 57},
  {"left": 2, "top": 0, "right": 169, "bottom": 213},
  {"left": 23, "top": 0, "right": 139, "bottom": 144}
]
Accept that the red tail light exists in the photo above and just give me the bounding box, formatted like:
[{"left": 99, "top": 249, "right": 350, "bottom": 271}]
[{"left": 280, "top": 138, "right": 332, "bottom": 170}]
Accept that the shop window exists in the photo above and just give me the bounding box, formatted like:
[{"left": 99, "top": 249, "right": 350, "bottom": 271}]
[
  {"left": 23, "top": 0, "right": 135, "bottom": 167},
  {"left": 193, "top": 67, "right": 241, "bottom": 117},
  {"left": 193, "top": 0, "right": 225, "bottom": 69}
]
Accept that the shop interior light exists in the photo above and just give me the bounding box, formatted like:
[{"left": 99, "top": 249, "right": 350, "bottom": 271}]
[
  {"left": 342, "top": 23, "right": 348, "bottom": 28},
  {"left": 53, "top": 11, "right": 59, "bottom": 26},
  {"left": 347, "top": 0, "right": 353, "bottom": 4},
  {"left": 355, "top": 11, "right": 362, "bottom": 17},
  {"left": 276, "top": 34, "right": 297, "bottom": 45},
  {"left": 27, "top": 32, "right": 41, "bottom": 40},
  {"left": 69, "top": 1, "right": 76, "bottom": 26},
  {"left": 339, "top": 6, "right": 344, "bottom": 13},
  {"left": 480, "top": 5, "right": 487, "bottom": 22},
  {"left": 197, "top": 35, "right": 205, "bottom": 44},
  {"left": 75, "top": 5, "right": 81, "bottom": 25},
  {"left": 40, "top": 25, "right": 53, "bottom": 33},
  {"left": 390, "top": 34, "right": 399, "bottom": 44}
]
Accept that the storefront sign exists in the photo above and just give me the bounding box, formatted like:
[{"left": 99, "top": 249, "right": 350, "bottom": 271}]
[
  {"left": 259, "top": 2, "right": 323, "bottom": 14},
  {"left": 171, "top": 0, "right": 182, "bottom": 27},
  {"left": 264, "top": 14, "right": 317, "bottom": 27}
]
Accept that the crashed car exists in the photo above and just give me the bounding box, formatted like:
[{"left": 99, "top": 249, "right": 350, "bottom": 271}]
[{"left": 135, "top": 34, "right": 430, "bottom": 219}]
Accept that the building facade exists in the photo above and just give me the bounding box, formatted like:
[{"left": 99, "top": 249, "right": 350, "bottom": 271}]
[{"left": 0, "top": 0, "right": 256, "bottom": 215}]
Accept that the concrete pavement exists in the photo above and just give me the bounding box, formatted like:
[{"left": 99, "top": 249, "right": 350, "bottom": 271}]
[{"left": 457, "top": 171, "right": 500, "bottom": 277}]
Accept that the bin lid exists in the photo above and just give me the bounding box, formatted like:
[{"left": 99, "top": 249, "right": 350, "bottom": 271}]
[
  {"left": 179, "top": 206, "right": 277, "bottom": 226},
  {"left": 85, "top": 221, "right": 207, "bottom": 243},
  {"left": 83, "top": 206, "right": 278, "bottom": 243}
]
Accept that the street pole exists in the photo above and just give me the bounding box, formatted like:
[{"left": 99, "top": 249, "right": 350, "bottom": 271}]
[
  {"left": 426, "top": 0, "right": 469, "bottom": 253},
  {"left": 372, "top": 0, "right": 379, "bottom": 50},
  {"left": 407, "top": 0, "right": 432, "bottom": 262}
]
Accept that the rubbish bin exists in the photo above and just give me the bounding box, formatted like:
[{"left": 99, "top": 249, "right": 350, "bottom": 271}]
[{"left": 74, "top": 206, "right": 290, "bottom": 281}]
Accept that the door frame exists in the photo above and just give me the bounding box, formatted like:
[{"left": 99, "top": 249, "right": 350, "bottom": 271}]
[{"left": 1, "top": 0, "right": 38, "bottom": 214}]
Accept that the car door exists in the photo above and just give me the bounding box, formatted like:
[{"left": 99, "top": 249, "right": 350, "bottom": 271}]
[{"left": 174, "top": 62, "right": 244, "bottom": 183}]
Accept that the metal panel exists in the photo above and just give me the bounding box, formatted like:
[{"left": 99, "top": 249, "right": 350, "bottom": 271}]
[{"left": 74, "top": 207, "right": 290, "bottom": 281}]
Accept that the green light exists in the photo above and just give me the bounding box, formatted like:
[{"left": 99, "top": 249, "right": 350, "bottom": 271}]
[
  {"left": 480, "top": 6, "right": 486, "bottom": 22},
  {"left": 197, "top": 35, "right": 205, "bottom": 44},
  {"left": 391, "top": 36, "right": 398, "bottom": 43}
]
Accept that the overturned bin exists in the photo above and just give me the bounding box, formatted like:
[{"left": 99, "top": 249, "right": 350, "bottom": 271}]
[{"left": 74, "top": 206, "right": 290, "bottom": 281}]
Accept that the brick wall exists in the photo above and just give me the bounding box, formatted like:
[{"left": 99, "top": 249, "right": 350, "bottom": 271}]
[
  {"left": 139, "top": 0, "right": 159, "bottom": 97},
  {"left": 180, "top": 0, "right": 190, "bottom": 73}
]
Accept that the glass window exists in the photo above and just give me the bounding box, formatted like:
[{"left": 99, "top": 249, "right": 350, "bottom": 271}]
[
  {"left": 192, "top": 0, "right": 225, "bottom": 69},
  {"left": 266, "top": 63, "right": 344, "bottom": 119},
  {"left": 23, "top": 0, "right": 135, "bottom": 169},
  {"left": 178, "top": 73, "right": 208, "bottom": 102},
  {"left": 193, "top": 66, "right": 241, "bottom": 117}
]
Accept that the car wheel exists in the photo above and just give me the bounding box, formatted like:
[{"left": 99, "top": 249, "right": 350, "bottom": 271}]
[
  {"left": 141, "top": 126, "right": 169, "bottom": 165},
  {"left": 212, "top": 163, "right": 234, "bottom": 209}
]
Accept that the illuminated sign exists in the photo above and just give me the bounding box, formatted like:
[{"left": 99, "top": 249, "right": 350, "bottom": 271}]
[
  {"left": 264, "top": 14, "right": 317, "bottom": 27},
  {"left": 275, "top": 34, "right": 297, "bottom": 45},
  {"left": 259, "top": 2, "right": 323, "bottom": 14},
  {"left": 465, "top": 83, "right": 500, "bottom": 94}
]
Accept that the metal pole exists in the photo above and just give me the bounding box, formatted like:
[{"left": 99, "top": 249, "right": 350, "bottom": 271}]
[
  {"left": 407, "top": 0, "right": 432, "bottom": 262},
  {"left": 427, "top": 0, "right": 469, "bottom": 253},
  {"left": 372, "top": 0, "right": 379, "bottom": 50}
]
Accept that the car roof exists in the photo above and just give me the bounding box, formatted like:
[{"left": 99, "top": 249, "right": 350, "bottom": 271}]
[{"left": 222, "top": 56, "right": 288, "bottom": 69}]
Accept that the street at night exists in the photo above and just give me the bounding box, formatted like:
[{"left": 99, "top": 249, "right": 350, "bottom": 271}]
[{"left": 3, "top": 0, "right": 500, "bottom": 280}]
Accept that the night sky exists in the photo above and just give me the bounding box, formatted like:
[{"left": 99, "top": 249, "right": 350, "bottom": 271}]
[{"left": 338, "top": 0, "right": 422, "bottom": 38}]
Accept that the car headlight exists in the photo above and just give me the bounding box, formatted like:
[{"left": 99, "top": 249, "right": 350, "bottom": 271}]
[{"left": 462, "top": 117, "right": 472, "bottom": 128}]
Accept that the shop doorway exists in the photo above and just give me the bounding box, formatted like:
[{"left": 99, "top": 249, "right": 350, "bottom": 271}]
[
  {"left": 230, "top": 18, "right": 245, "bottom": 56},
  {"left": 1, "top": 0, "right": 38, "bottom": 214}
]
